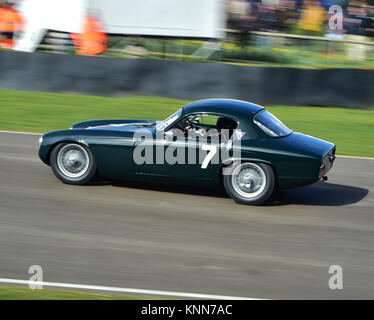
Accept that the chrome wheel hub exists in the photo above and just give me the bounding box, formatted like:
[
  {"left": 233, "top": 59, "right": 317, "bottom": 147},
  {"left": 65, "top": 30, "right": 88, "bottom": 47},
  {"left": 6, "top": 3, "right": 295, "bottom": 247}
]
[
  {"left": 57, "top": 144, "right": 89, "bottom": 178},
  {"left": 232, "top": 163, "right": 266, "bottom": 198}
]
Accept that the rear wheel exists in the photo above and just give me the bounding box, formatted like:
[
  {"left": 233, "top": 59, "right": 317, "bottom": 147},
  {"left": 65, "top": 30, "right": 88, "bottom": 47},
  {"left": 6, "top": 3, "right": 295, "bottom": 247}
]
[
  {"left": 223, "top": 162, "right": 275, "bottom": 205},
  {"left": 50, "top": 142, "right": 96, "bottom": 185}
]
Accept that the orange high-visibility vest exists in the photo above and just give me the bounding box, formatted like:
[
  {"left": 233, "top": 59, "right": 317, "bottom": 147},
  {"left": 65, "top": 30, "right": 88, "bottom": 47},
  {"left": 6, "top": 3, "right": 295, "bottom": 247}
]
[
  {"left": 71, "top": 16, "right": 107, "bottom": 55},
  {"left": 0, "top": 8, "right": 23, "bottom": 32},
  {"left": 0, "top": 7, "right": 23, "bottom": 48}
]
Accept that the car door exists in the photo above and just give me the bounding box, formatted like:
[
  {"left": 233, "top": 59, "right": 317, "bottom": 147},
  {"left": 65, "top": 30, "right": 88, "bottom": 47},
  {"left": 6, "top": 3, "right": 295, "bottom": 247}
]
[{"left": 132, "top": 114, "right": 229, "bottom": 183}]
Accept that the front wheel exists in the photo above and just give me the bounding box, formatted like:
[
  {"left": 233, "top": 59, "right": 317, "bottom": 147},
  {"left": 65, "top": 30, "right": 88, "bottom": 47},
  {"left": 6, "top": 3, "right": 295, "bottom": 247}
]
[
  {"left": 223, "top": 162, "right": 275, "bottom": 205},
  {"left": 50, "top": 142, "right": 97, "bottom": 185}
]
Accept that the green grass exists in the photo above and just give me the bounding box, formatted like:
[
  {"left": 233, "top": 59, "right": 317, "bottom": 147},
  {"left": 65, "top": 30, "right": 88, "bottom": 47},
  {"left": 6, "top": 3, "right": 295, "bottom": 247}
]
[
  {"left": 0, "top": 89, "right": 185, "bottom": 132},
  {"left": 267, "top": 105, "right": 374, "bottom": 157},
  {"left": 0, "top": 88, "right": 373, "bottom": 157},
  {"left": 0, "top": 285, "right": 160, "bottom": 300}
]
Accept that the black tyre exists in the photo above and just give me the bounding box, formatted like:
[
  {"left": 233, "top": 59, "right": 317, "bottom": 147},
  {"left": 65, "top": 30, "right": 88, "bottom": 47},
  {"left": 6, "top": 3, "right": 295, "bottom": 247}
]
[
  {"left": 50, "top": 142, "right": 97, "bottom": 185},
  {"left": 223, "top": 162, "right": 275, "bottom": 205}
]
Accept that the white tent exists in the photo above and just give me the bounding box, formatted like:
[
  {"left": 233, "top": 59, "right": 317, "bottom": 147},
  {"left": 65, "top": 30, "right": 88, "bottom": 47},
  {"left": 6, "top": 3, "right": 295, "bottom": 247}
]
[
  {"left": 14, "top": 0, "right": 226, "bottom": 52},
  {"left": 14, "top": 0, "right": 87, "bottom": 52}
]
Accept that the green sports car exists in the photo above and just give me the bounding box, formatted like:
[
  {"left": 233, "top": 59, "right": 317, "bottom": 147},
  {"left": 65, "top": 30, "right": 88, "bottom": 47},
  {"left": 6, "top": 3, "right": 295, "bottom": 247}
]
[{"left": 39, "top": 99, "right": 336, "bottom": 205}]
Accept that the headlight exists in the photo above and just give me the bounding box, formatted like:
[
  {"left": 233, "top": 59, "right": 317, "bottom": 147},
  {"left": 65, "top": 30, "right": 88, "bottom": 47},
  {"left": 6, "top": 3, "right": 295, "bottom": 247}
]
[{"left": 39, "top": 136, "right": 43, "bottom": 146}]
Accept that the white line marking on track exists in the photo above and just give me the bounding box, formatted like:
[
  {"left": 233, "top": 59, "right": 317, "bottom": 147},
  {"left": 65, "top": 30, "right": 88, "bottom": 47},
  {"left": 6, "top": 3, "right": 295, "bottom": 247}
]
[
  {"left": 337, "top": 155, "right": 374, "bottom": 160},
  {"left": 0, "top": 130, "right": 373, "bottom": 160},
  {"left": 0, "top": 278, "right": 264, "bottom": 300},
  {"left": 0, "top": 130, "right": 41, "bottom": 136}
]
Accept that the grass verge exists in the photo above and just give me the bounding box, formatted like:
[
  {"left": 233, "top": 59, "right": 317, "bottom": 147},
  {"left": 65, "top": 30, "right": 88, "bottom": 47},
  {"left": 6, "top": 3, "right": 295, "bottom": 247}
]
[
  {"left": 0, "top": 284, "right": 160, "bottom": 300},
  {"left": 0, "top": 88, "right": 373, "bottom": 157}
]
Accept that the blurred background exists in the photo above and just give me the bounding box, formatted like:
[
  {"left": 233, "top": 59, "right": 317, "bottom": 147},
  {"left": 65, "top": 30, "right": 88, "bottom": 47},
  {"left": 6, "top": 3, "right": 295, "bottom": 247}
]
[
  {"left": 0, "top": 0, "right": 374, "bottom": 301},
  {"left": 1, "top": 0, "right": 373, "bottom": 67}
]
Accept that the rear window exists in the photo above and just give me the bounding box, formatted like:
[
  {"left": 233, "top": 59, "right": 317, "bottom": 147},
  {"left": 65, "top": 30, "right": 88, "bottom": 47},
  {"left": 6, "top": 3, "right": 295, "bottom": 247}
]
[{"left": 254, "top": 110, "right": 292, "bottom": 137}]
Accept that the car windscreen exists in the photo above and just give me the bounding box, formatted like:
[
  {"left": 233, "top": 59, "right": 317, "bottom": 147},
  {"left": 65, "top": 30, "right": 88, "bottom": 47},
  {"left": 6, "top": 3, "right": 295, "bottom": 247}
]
[
  {"left": 156, "top": 108, "right": 182, "bottom": 131},
  {"left": 253, "top": 110, "right": 292, "bottom": 137}
]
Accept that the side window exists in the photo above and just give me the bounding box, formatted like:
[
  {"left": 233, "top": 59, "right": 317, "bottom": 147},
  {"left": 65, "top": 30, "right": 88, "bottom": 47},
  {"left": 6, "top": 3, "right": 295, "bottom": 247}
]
[
  {"left": 182, "top": 114, "right": 238, "bottom": 141},
  {"left": 199, "top": 114, "right": 220, "bottom": 127}
]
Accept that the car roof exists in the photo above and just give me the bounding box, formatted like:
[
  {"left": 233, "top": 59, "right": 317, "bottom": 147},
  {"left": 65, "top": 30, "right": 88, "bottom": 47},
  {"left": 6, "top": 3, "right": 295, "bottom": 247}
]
[{"left": 182, "top": 99, "right": 264, "bottom": 119}]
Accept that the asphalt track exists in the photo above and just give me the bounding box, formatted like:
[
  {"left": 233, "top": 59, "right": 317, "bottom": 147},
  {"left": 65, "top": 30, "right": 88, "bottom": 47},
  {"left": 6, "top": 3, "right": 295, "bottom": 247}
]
[{"left": 0, "top": 132, "right": 373, "bottom": 299}]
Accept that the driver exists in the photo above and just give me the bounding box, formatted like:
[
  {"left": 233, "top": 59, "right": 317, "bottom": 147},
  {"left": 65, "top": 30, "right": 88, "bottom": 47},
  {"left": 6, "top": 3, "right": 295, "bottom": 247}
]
[
  {"left": 184, "top": 118, "right": 221, "bottom": 141},
  {"left": 183, "top": 117, "right": 210, "bottom": 139}
]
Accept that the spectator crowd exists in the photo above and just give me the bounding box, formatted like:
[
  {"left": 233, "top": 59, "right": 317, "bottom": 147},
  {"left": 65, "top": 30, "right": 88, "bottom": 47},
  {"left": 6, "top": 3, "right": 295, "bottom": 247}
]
[
  {"left": 227, "top": 0, "right": 374, "bottom": 37},
  {"left": 0, "top": 0, "right": 373, "bottom": 60}
]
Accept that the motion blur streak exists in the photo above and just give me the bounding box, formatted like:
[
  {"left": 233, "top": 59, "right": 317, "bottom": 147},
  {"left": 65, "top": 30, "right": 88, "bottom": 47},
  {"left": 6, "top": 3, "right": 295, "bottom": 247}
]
[{"left": 0, "top": 132, "right": 373, "bottom": 299}]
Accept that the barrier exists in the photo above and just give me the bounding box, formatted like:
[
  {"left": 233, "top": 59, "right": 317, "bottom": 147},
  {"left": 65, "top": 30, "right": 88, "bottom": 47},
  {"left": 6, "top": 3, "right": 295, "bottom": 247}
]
[{"left": 0, "top": 50, "right": 373, "bottom": 108}]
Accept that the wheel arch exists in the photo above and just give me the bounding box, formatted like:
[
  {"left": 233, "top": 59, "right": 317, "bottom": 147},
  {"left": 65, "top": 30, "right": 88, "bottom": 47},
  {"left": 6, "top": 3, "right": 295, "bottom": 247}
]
[
  {"left": 45, "top": 138, "right": 90, "bottom": 165},
  {"left": 218, "top": 157, "right": 279, "bottom": 187}
]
